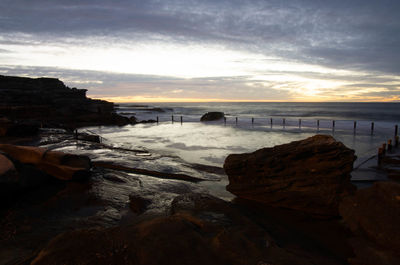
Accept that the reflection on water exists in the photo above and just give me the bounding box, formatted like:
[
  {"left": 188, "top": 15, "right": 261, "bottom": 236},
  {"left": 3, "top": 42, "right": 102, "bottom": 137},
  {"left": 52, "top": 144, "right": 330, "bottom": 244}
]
[{"left": 86, "top": 121, "right": 390, "bottom": 167}]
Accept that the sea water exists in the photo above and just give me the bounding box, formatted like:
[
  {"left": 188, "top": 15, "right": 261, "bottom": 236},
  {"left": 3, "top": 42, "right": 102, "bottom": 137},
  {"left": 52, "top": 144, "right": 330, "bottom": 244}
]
[{"left": 87, "top": 102, "right": 400, "bottom": 168}]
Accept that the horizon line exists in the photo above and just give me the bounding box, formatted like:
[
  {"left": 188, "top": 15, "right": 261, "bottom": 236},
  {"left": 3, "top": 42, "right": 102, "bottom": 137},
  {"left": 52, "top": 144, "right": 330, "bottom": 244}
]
[{"left": 91, "top": 96, "right": 400, "bottom": 104}]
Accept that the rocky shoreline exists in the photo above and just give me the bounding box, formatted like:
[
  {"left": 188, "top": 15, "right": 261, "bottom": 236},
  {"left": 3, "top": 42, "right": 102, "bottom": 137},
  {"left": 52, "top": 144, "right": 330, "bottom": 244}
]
[{"left": 1, "top": 75, "right": 400, "bottom": 265}]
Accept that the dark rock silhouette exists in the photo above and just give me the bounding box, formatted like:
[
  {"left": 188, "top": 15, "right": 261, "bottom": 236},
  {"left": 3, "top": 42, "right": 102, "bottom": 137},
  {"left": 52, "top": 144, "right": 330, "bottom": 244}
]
[
  {"left": 339, "top": 182, "right": 400, "bottom": 265},
  {"left": 0, "top": 75, "right": 129, "bottom": 129},
  {"left": 76, "top": 132, "right": 101, "bottom": 143},
  {"left": 129, "top": 116, "right": 138, "bottom": 124},
  {"left": 0, "top": 117, "right": 39, "bottom": 137},
  {"left": 200, "top": 112, "right": 224, "bottom": 121},
  {"left": 224, "top": 135, "right": 356, "bottom": 217}
]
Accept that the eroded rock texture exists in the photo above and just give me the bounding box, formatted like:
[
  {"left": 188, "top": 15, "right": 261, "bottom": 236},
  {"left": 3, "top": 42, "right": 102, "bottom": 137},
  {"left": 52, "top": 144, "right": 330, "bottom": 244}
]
[
  {"left": 224, "top": 135, "right": 356, "bottom": 217},
  {"left": 0, "top": 144, "right": 91, "bottom": 181},
  {"left": 31, "top": 193, "right": 343, "bottom": 265},
  {"left": 339, "top": 182, "right": 400, "bottom": 265}
]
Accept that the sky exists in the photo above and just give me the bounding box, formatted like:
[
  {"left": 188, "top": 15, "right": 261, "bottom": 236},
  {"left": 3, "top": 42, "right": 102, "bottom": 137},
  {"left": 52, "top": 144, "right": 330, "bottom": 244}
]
[{"left": 0, "top": 0, "right": 400, "bottom": 102}]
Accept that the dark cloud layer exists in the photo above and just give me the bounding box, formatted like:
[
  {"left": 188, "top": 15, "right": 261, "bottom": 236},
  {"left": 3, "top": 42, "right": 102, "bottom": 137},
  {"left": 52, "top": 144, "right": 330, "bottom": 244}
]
[
  {"left": 0, "top": 0, "right": 399, "bottom": 100},
  {"left": 1, "top": 0, "right": 399, "bottom": 74}
]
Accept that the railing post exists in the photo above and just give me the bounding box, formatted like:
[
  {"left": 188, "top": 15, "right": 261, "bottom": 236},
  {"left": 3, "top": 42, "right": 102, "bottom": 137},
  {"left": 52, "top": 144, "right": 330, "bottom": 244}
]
[
  {"left": 371, "top": 122, "right": 374, "bottom": 135},
  {"left": 388, "top": 139, "right": 393, "bottom": 151},
  {"left": 252, "top": 117, "right": 254, "bottom": 125},
  {"left": 235, "top": 117, "right": 238, "bottom": 125},
  {"left": 332, "top": 120, "right": 335, "bottom": 131},
  {"left": 299, "top": 119, "right": 301, "bottom": 129},
  {"left": 224, "top": 117, "right": 226, "bottom": 125},
  {"left": 353, "top": 121, "right": 357, "bottom": 134},
  {"left": 270, "top": 118, "right": 273, "bottom": 127},
  {"left": 378, "top": 147, "right": 383, "bottom": 165},
  {"left": 283, "top": 118, "right": 285, "bottom": 128},
  {"left": 317, "top": 120, "right": 319, "bottom": 131},
  {"left": 156, "top": 116, "right": 159, "bottom": 124},
  {"left": 180, "top": 116, "right": 183, "bottom": 124},
  {"left": 172, "top": 115, "right": 174, "bottom": 123}
]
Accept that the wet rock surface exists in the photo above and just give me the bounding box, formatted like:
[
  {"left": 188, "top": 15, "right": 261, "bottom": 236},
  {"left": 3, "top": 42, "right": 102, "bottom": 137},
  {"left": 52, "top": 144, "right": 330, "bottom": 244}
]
[
  {"left": 30, "top": 193, "right": 347, "bottom": 265},
  {"left": 200, "top": 112, "right": 224, "bottom": 122},
  {"left": 0, "top": 131, "right": 225, "bottom": 264},
  {"left": 339, "top": 182, "right": 400, "bottom": 265},
  {"left": 1, "top": 130, "right": 398, "bottom": 265},
  {"left": 224, "top": 134, "right": 356, "bottom": 217}
]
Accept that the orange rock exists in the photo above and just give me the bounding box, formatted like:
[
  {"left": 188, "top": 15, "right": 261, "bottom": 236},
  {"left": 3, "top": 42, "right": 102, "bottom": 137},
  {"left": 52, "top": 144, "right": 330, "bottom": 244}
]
[
  {"left": 0, "top": 144, "right": 46, "bottom": 164},
  {"left": 339, "top": 182, "right": 400, "bottom": 265},
  {"left": 224, "top": 135, "right": 356, "bottom": 217},
  {"left": 0, "top": 144, "right": 90, "bottom": 180},
  {"left": 0, "top": 153, "right": 16, "bottom": 177}
]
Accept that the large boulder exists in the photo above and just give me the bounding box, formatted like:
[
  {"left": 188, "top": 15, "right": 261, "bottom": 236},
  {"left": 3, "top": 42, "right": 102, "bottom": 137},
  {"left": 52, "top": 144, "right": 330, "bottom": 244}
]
[
  {"left": 339, "top": 182, "right": 400, "bottom": 265},
  {"left": 224, "top": 135, "right": 356, "bottom": 217},
  {"left": 200, "top": 112, "right": 224, "bottom": 122}
]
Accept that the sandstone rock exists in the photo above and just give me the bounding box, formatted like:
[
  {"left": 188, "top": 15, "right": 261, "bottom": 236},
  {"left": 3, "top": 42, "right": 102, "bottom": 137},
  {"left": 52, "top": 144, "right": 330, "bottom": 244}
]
[
  {"left": 0, "top": 153, "right": 63, "bottom": 208},
  {"left": 0, "top": 144, "right": 91, "bottom": 180},
  {"left": 129, "top": 194, "right": 151, "bottom": 214},
  {"left": 32, "top": 193, "right": 330, "bottom": 265},
  {"left": 0, "top": 153, "right": 17, "bottom": 181},
  {"left": 0, "top": 144, "right": 46, "bottom": 164},
  {"left": 339, "top": 182, "right": 400, "bottom": 265},
  {"left": 200, "top": 112, "right": 224, "bottom": 122},
  {"left": 224, "top": 135, "right": 356, "bottom": 217},
  {"left": 36, "top": 163, "right": 90, "bottom": 181}
]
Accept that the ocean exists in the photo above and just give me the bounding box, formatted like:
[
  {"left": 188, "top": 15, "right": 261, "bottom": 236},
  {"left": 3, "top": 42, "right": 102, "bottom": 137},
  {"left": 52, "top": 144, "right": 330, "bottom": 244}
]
[{"left": 86, "top": 102, "right": 400, "bottom": 169}]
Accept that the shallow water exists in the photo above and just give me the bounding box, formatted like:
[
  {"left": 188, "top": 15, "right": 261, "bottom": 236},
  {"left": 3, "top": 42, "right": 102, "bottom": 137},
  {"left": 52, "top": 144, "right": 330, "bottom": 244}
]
[{"left": 85, "top": 121, "right": 392, "bottom": 168}]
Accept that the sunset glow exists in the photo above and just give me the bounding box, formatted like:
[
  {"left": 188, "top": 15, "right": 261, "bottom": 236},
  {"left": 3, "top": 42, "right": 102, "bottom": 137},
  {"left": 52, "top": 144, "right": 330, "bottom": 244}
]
[{"left": 1, "top": 1, "right": 399, "bottom": 102}]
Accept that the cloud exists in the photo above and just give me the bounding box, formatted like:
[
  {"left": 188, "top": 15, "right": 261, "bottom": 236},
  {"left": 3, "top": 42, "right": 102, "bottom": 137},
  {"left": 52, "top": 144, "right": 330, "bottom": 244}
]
[
  {"left": 2, "top": 65, "right": 399, "bottom": 102},
  {"left": 1, "top": 0, "right": 400, "bottom": 100}
]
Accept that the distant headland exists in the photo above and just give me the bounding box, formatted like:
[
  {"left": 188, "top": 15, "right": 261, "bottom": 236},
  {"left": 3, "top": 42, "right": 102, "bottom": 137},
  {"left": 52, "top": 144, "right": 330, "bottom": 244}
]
[{"left": 0, "top": 75, "right": 131, "bottom": 135}]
